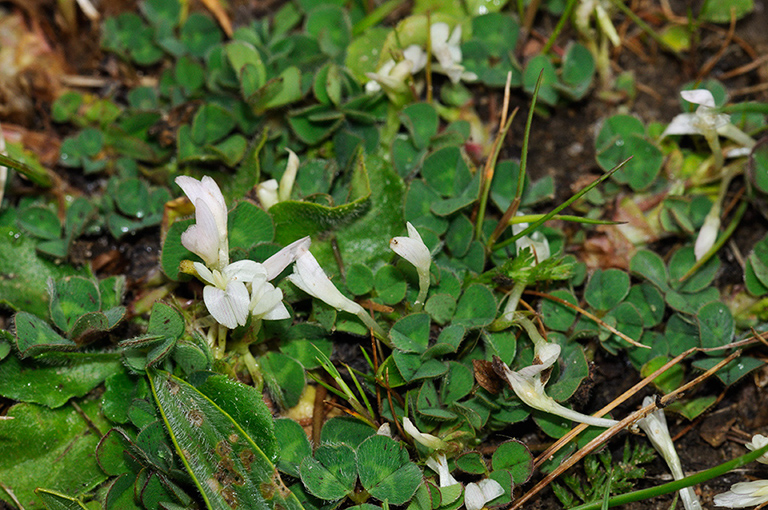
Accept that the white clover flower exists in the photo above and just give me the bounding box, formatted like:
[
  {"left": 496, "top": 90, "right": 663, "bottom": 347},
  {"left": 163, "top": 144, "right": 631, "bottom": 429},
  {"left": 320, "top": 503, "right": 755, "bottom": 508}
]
[
  {"left": 464, "top": 478, "right": 504, "bottom": 510},
  {"left": 637, "top": 396, "right": 702, "bottom": 510},
  {"left": 194, "top": 260, "right": 266, "bottom": 329},
  {"left": 248, "top": 272, "right": 289, "bottom": 321},
  {"left": 747, "top": 435, "right": 768, "bottom": 464},
  {"left": 430, "top": 23, "right": 476, "bottom": 84},
  {"left": 512, "top": 213, "right": 551, "bottom": 265},
  {"left": 365, "top": 45, "right": 427, "bottom": 94},
  {"left": 288, "top": 246, "right": 386, "bottom": 338},
  {"left": 257, "top": 149, "right": 300, "bottom": 209},
  {"left": 694, "top": 209, "right": 720, "bottom": 261},
  {"left": 390, "top": 222, "right": 431, "bottom": 308},
  {"left": 494, "top": 356, "right": 618, "bottom": 428},
  {"left": 288, "top": 247, "right": 366, "bottom": 317},
  {"left": 425, "top": 453, "right": 459, "bottom": 488},
  {"left": 176, "top": 175, "right": 229, "bottom": 270},
  {"left": 714, "top": 480, "right": 768, "bottom": 508},
  {"left": 663, "top": 89, "right": 755, "bottom": 150},
  {"left": 263, "top": 236, "right": 311, "bottom": 280},
  {"left": 402, "top": 417, "right": 447, "bottom": 451}
]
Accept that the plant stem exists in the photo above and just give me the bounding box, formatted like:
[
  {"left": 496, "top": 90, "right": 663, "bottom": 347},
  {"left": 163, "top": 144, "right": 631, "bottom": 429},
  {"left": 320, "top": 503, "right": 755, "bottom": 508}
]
[
  {"left": 570, "top": 441, "right": 768, "bottom": 510},
  {"left": 494, "top": 158, "right": 630, "bottom": 251},
  {"left": 542, "top": 0, "right": 578, "bottom": 54}
]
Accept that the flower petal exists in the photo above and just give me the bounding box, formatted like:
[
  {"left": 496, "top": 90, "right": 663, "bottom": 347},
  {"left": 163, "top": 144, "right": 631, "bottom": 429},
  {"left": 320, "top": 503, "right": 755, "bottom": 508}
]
[
  {"left": 203, "top": 280, "right": 251, "bottom": 329},
  {"left": 464, "top": 483, "right": 486, "bottom": 510},
  {"left": 402, "top": 417, "right": 446, "bottom": 450},
  {"left": 182, "top": 198, "right": 221, "bottom": 267},
  {"left": 263, "top": 236, "right": 311, "bottom": 280},
  {"left": 390, "top": 222, "right": 431, "bottom": 274},
  {"left": 279, "top": 149, "right": 300, "bottom": 202},
  {"left": 223, "top": 260, "right": 266, "bottom": 283},
  {"left": 714, "top": 480, "right": 768, "bottom": 508},
  {"left": 257, "top": 179, "right": 279, "bottom": 209},
  {"left": 477, "top": 478, "right": 504, "bottom": 502},
  {"left": 662, "top": 113, "right": 700, "bottom": 137},
  {"left": 176, "top": 175, "right": 228, "bottom": 234},
  {"left": 681, "top": 89, "right": 716, "bottom": 108},
  {"left": 288, "top": 249, "right": 363, "bottom": 315}
]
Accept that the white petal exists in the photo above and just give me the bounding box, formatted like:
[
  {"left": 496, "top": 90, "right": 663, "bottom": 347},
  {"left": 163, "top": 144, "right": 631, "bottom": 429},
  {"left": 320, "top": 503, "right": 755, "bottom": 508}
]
[
  {"left": 477, "top": 478, "right": 504, "bottom": 502},
  {"left": 175, "top": 175, "right": 228, "bottom": 234},
  {"left": 747, "top": 435, "right": 768, "bottom": 464},
  {"left": 662, "top": 114, "right": 701, "bottom": 137},
  {"left": 425, "top": 454, "right": 459, "bottom": 488},
  {"left": 250, "top": 282, "right": 289, "bottom": 320},
  {"left": 402, "top": 417, "right": 446, "bottom": 450},
  {"left": 194, "top": 262, "right": 215, "bottom": 286},
  {"left": 681, "top": 89, "right": 716, "bottom": 108},
  {"left": 430, "top": 22, "right": 450, "bottom": 46},
  {"left": 181, "top": 198, "right": 221, "bottom": 267},
  {"left": 464, "top": 483, "right": 486, "bottom": 510},
  {"left": 714, "top": 480, "right": 768, "bottom": 508},
  {"left": 390, "top": 222, "right": 431, "bottom": 274},
  {"left": 203, "top": 281, "right": 251, "bottom": 329},
  {"left": 694, "top": 213, "right": 720, "bottom": 261},
  {"left": 403, "top": 45, "right": 427, "bottom": 74},
  {"left": 278, "top": 150, "right": 300, "bottom": 202},
  {"left": 223, "top": 260, "right": 266, "bottom": 283},
  {"left": 257, "top": 179, "right": 279, "bottom": 210},
  {"left": 376, "top": 423, "right": 392, "bottom": 437},
  {"left": 288, "top": 250, "right": 363, "bottom": 315},
  {"left": 263, "top": 236, "right": 311, "bottom": 280}
]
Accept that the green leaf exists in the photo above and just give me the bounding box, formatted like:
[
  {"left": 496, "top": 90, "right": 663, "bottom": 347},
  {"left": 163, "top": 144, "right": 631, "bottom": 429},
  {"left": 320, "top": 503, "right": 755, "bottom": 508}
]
[
  {"left": 320, "top": 416, "right": 376, "bottom": 448},
  {"left": 181, "top": 13, "right": 222, "bottom": 57},
  {"left": 346, "top": 264, "right": 375, "bottom": 295},
  {"left": 49, "top": 276, "right": 101, "bottom": 333},
  {"left": 641, "top": 356, "right": 684, "bottom": 394},
  {"left": 0, "top": 399, "right": 110, "bottom": 509},
  {"left": 697, "top": 302, "right": 734, "bottom": 351},
  {"left": 692, "top": 356, "right": 764, "bottom": 386},
  {"left": 595, "top": 115, "right": 662, "bottom": 191},
  {"left": 390, "top": 313, "right": 431, "bottom": 353},
  {"left": 584, "top": 269, "right": 630, "bottom": 311},
  {"left": 665, "top": 396, "right": 717, "bottom": 420},
  {"left": 401, "top": 103, "right": 439, "bottom": 150},
  {"left": 547, "top": 334, "right": 589, "bottom": 402},
  {"left": 624, "top": 284, "right": 665, "bottom": 328},
  {"left": 558, "top": 43, "right": 595, "bottom": 100},
  {"left": 541, "top": 289, "right": 578, "bottom": 332},
  {"left": 0, "top": 234, "right": 89, "bottom": 318},
  {"left": 275, "top": 418, "right": 312, "bottom": 478},
  {"left": 0, "top": 355, "right": 121, "bottom": 408},
  {"left": 300, "top": 444, "right": 357, "bottom": 501},
  {"left": 629, "top": 249, "right": 670, "bottom": 292},
  {"left": 523, "top": 55, "right": 558, "bottom": 106},
  {"left": 357, "top": 435, "right": 421, "bottom": 505},
  {"left": 191, "top": 104, "right": 236, "bottom": 145},
  {"left": 260, "top": 351, "right": 306, "bottom": 408},
  {"left": 14, "top": 312, "right": 77, "bottom": 358},
  {"left": 374, "top": 265, "right": 407, "bottom": 305},
  {"left": 700, "top": 0, "right": 754, "bottom": 22},
  {"left": 17, "top": 205, "right": 61, "bottom": 240},
  {"left": 666, "top": 312, "right": 702, "bottom": 356},
  {"left": 440, "top": 361, "right": 474, "bottom": 405},
  {"left": 422, "top": 147, "right": 472, "bottom": 197},
  {"left": 492, "top": 439, "right": 533, "bottom": 485},
  {"left": 149, "top": 370, "right": 303, "bottom": 509},
  {"left": 453, "top": 284, "right": 497, "bottom": 329},
  {"left": 160, "top": 217, "right": 195, "bottom": 280},
  {"left": 192, "top": 372, "right": 279, "bottom": 463},
  {"left": 425, "top": 293, "right": 457, "bottom": 326},
  {"left": 305, "top": 5, "right": 351, "bottom": 57},
  {"left": 455, "top": 451, "right": 488, "bottom": 475}
]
